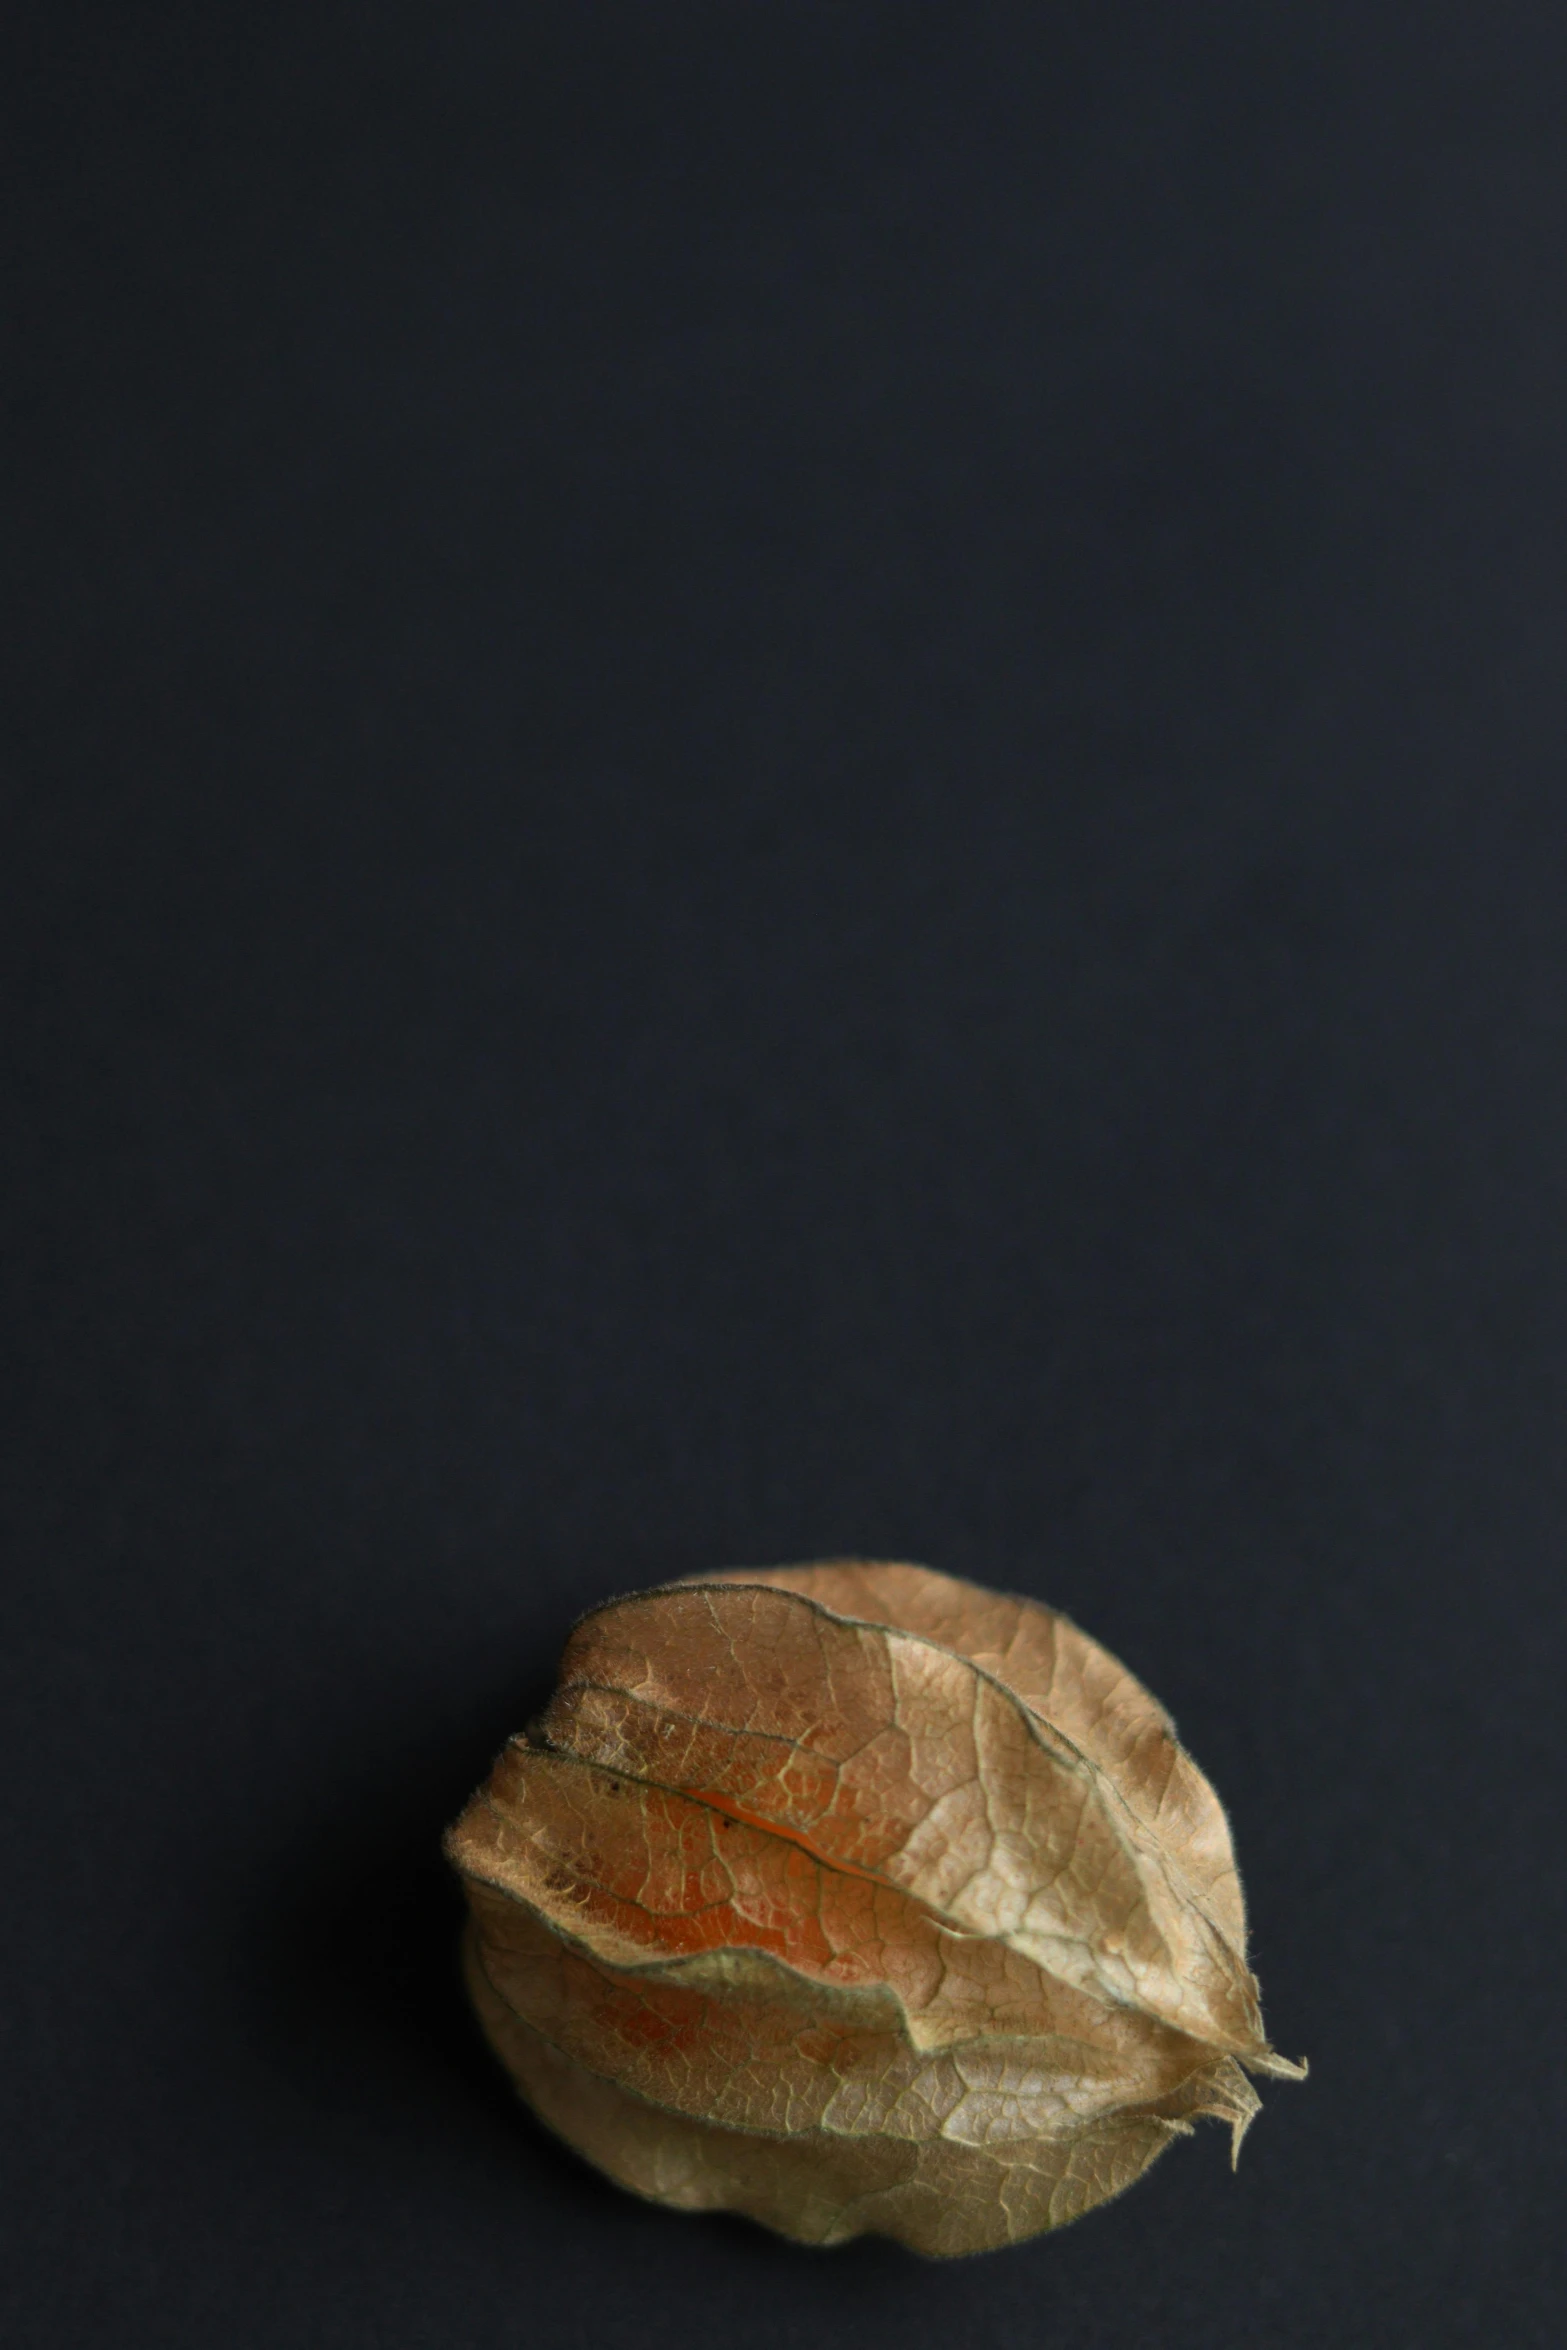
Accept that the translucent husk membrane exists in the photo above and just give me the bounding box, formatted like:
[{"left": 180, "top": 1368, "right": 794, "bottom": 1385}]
[{"left": 446, "top": 1560, "right": 1303, "bottom": 2255}]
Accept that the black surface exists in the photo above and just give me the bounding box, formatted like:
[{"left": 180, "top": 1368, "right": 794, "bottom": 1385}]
[{"left": 6, "top": 5, "right": 1566, "bottom": 2343}]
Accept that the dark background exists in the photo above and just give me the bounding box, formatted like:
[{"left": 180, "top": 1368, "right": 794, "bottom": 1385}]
[{"left": 6, "top": 3, "right": 1565, "bottom": 2343}]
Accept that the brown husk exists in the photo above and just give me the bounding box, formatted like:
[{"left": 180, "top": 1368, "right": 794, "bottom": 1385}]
[{"left": 445, "top": 1560, "right": 1302, "bottom": 2255}]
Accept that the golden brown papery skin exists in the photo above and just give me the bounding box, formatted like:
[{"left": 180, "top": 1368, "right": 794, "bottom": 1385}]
[{"left": 445, "top": 1561, "right": 1303, "bottom": 2255}]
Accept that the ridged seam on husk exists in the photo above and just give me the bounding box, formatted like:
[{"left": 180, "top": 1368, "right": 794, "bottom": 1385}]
[{"left": 453, "top": 1800, "right": 1262, "bottom": 2156}]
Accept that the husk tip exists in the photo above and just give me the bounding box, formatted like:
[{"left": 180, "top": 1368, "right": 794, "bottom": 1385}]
[
  {"left": 1251, "top": 2049, "right": 1309, "bottom": 2082},
  {"left": 1229, "top": 2102, "right": 1256, "bottom": 2172}
]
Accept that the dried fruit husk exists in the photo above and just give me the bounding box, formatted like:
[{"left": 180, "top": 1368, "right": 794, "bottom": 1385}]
[{"left": 445, "top": 1560, "right": 1303, "bottom": 2255}]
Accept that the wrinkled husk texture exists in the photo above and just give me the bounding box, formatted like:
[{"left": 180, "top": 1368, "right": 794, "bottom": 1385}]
[{"left": 446, "top": 1561, "right": 1303, "bottom": 2255}]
